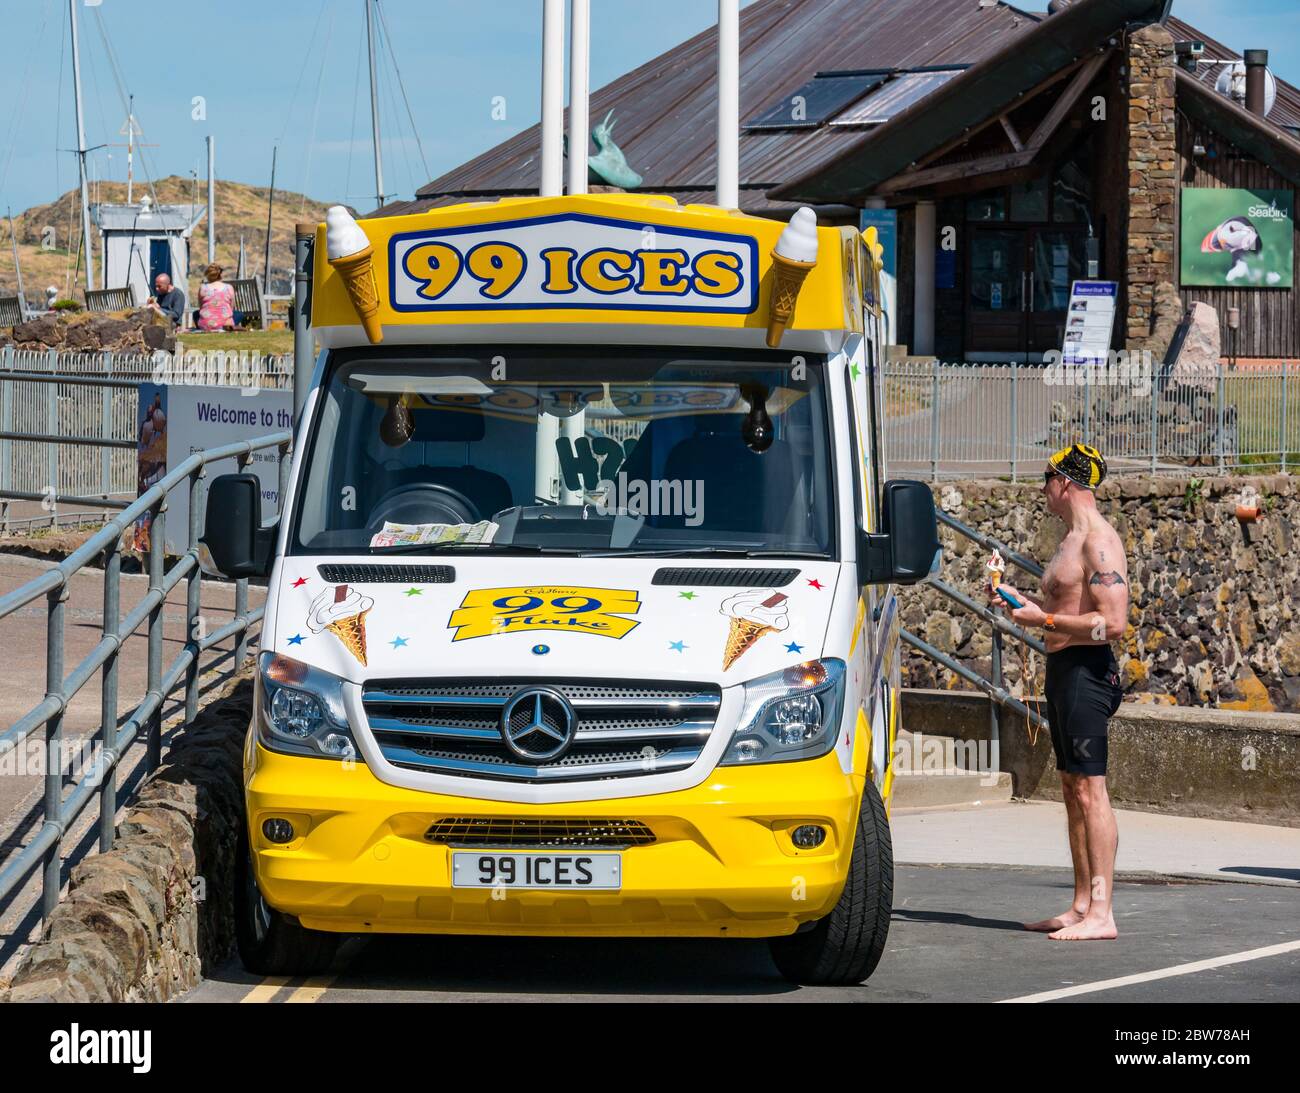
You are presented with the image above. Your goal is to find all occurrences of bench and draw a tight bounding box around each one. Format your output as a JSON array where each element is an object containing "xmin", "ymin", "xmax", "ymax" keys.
[
  {"xmin": 85, "ymin": 286, "xmax": 137, "ymax": 313},
  {"xmin": 229, "ymin": 278, "xmax": 267, "ymax": 329},
  {"xmin": 0, "ymin": 295, "xmax": 26, "ymax": 326}
]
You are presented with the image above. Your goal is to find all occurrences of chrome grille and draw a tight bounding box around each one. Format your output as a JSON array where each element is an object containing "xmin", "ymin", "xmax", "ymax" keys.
[
  {"xmin": 425, "ymin": 817, "xmax": 655, "ymax": 848},
  {"xmin": 362, "ymin": 678, "xmax": 721, "ymax": 783}
]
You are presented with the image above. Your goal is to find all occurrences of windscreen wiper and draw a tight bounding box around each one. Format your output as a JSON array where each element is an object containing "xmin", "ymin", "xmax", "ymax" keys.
[
  {"xmin": 368, "ymin": 541, "xmax": 581, "ymax": 555},
  {"xmin": 580, "ymin": 546, "xmax": 829, "ymax": 559}
]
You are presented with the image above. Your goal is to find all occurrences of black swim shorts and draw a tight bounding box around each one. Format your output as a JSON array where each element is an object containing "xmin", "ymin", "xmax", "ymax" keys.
[{"xmin": 1044, "ymin": 645, "xmax": 1123, "ymax": 777}]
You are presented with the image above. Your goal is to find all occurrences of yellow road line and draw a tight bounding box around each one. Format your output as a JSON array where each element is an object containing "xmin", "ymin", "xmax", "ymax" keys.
[
  {"xmin": 286, "ymin": 977, "xmax": 336, "ymax": 1003},
  {"xmin": 998, "ymin": 938, "xmax": 1300, "ymax": 1003},
  {"xmin": 240, "ymin": 976, "xmax": 291, "ymax": 1003}
]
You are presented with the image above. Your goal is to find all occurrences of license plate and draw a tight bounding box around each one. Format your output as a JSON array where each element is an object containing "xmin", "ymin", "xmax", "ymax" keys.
[{"xmin": 450, "ymin": 851, "xmax": 621, "ymax": 890}]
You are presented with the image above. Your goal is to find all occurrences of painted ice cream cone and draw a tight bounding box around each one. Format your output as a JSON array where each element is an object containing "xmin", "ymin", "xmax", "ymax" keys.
[
  {"xmin": 720, "ymin": 589, "xmax": 789, "ymax": 670},
  {"xmin": 326, "ymin": 205, "xmax": 383, "ymax": 344},
  {"xmin": 308, "ymin": 584, "xmax": 375, "ymax": 667},
  {"xmin": 766, "ymin": 206, "xmax": 819, "ymax": 348}
]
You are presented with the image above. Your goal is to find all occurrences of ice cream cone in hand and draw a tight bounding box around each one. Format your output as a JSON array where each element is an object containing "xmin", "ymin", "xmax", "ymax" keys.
[
  {"xmin": 308, "ymin": 584, "xmax": 375, "ymax": 667},
  {"xmin": 720, "ymin": 589, "xmax": 790, "ymax": 670},
  {"xmin": 766, "ymin": 206, "xmax": 819, "ymax": 348},
  {"xmin": 326, "ymin": 205, "xmax": 383, "ymax": 344}
]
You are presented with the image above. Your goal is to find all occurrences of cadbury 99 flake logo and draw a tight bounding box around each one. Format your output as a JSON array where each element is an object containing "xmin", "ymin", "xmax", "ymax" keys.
[{"xmin": 447, "ymin": 586, "xmax": 642, "ymax": 641}]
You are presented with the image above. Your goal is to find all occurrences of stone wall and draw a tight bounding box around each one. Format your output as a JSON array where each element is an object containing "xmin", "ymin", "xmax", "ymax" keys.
[
  {"xmin": 1124, "ymin": 23, "xmax": 1177, "ymax": 350},
  {"xmin": 901, "ymin": 475, "xmax": 1298, "ymax": 712},
  {"xmin": 1, "ymin": 308, "xmax": 176, "ymax": 355},
  {"xmin": 0, "ymin": 679, "xmax": 249, "ymax": 1003}
]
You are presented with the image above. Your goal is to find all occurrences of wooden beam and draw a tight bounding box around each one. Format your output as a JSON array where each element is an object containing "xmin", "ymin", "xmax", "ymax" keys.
[
  {"xmin": 876, "ymin": 149, "xmax": 1035, "ymax": 195},
  {"xmin": 902, "ymin": 59, "xmax": 1084, "ymax": 173},
  {"xmin": 1027, "ymin": 51, "xmax": 1108, "ymax": 151},
  {"xmin": 999, "ymin": 114, "xmax": 1024, "ymax": 152}
]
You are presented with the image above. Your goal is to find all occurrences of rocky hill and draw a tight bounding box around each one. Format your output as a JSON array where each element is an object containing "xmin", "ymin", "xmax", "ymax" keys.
[{"xmin": 0, "ymin": 176, "xmax": 344, "ymax": 307}]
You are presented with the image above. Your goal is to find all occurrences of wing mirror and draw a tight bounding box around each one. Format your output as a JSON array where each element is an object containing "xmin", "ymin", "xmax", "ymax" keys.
[
  {"xmin": 199, "ymin": 473, "xmax": 277, "ymax": 578},
  {"xmin": 858, "ymin": 479, "xmax": 941, "ymax": 586}
]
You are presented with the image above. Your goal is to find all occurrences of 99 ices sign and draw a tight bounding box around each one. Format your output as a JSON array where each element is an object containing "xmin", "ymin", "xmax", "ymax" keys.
[{"xmin": 389, "ymin": 213, "xmax": 758, "ymax": 314}]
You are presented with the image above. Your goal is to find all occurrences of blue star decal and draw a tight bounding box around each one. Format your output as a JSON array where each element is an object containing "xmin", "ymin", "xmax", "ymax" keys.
[
  {"xmin": 669, "ymin": 640, "xmax": 687, "ymax": 652},
  {"xmin": 287, "ymin": 633, "xmax": 304, "ymax": 645},
  {"xmin": 389, "ymin": 636, "xmax": 408, "ymax": 649},
  {"xmin": 785, "ymin": 641, "xmax": 804, "ymax": 654}
]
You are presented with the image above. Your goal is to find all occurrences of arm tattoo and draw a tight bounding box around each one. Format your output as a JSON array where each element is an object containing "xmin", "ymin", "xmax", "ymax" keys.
[{"xmin": 1089, "ymin": 570, "xmax": 1126, "ymax": 587}]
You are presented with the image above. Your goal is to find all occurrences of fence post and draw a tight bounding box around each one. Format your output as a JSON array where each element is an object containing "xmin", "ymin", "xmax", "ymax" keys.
[
  {"xmin": 185, "ymin": 467, "xmax": 205, "ymax": 724},
  {"xmin": 100, "ymin": 351, "xmax": 113, "ymax": 502},
  {"xmin": 1282, "ymin": 362, "xmax": 1290, "ymax": 474},
  {"xmin": 930, "ymin": 359, "xmax": 940, "ymax": 483},
  {"xmin": 1, "ymin": 345, "xmax": 12, "ymax": 516},
  {"xmin": 46, "ymin": 347, "xmax": 57, "ymax": 527},
  {"xmin": 146, "ymin": 501, "xmax": 166, "ymax": 770},
  {"xmin": 989, "ymin": 628, "xmax": 1002, "ymax": 757},
  {"xmin": 42, "ymin": 584, "xmax": 67, "ymax": 920},
  {"xmin": 1009, "ymin": 363, "xmax": 1018, "ymax": 482},
  {"xmin": 1083, "ymin": 371, "xmax": 1091, "ymax": 445},
  {"xmin": 1217, "ymin": 362, "xmax": 1226, "ymax": 473},
  {"xmin": 1150, "ymin": 365, "xmax": 1158, "ymax": 475},
  {"xmin": 99, "ymin": 542, "xmax": 120, "ymax": 852}
]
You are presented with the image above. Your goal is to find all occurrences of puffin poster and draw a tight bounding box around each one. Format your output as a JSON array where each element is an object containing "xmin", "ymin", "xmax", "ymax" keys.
[{"xmin": 1180, "ymin": 187, "xmax": 1293, "ymax": 288}]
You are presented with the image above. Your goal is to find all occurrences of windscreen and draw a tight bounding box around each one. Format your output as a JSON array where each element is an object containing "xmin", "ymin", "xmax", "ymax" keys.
[{"xmin": 292, "ymin": 346, "xmax": 835, "ymax": 559}]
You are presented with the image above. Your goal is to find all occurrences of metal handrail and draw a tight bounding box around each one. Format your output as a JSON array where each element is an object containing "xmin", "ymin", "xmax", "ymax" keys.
[
  {"xmin": 0, "ymin": 429, "xmax": 292, "ymax": 927},
  {"xmin": 908, "ymin": 509, "xmax": 1049, "ymax": 745}
]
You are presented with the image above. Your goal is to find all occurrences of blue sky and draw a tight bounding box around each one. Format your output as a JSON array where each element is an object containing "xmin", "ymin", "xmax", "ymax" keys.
[{"xmin": 1, "ymin": 0, "xmax": 1295, "ymax": 215}]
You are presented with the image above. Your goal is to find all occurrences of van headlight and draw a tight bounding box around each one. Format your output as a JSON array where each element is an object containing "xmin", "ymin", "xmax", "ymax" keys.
[
  {"xmin": 721, "ymin": 658, "xmax": 847, "ymax": 765},
  {"xmin": 257, "ymin": 651, "xmax": 358, "ymax": 761}
]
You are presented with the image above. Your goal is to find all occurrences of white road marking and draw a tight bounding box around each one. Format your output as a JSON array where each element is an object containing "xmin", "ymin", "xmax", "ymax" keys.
[{"xmin": 998, "ymin": 938, "xmax": 1300, "ymax": 1003}]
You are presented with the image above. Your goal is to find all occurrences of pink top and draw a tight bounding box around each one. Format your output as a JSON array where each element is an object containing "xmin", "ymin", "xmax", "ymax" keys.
[{"xmin": 198, "ymin": 281, "xmax": 235, "ymax": 331}]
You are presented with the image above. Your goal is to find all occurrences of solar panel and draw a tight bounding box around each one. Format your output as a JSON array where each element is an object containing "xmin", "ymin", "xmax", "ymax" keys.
[
  {"xmin": 829, "ymin": 68, "xmax": 963, "ymax": 127},
  {"xmin": 745, "ymin": 72, "xmax": 889, "ymax": 131}
]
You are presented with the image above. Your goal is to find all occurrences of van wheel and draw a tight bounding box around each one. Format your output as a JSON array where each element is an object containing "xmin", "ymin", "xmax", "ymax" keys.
[
  {"xmin": 235, "ymin": 834, "xmax": 339, "ymax": 976},
  {"xmin": 769, "ymin": 778, "xmax": 893, "ymax": 986}
]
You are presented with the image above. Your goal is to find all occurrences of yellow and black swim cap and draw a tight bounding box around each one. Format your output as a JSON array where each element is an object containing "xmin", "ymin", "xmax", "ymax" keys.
[{"xmin": 1048, "ymin": 443, "xmax": 1107, "ymax": 490}]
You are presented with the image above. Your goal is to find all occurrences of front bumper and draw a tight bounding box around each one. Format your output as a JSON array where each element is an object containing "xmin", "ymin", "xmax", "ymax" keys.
[{"xmin": 246, "ymin": 741, "xmax": 864, "ymax": 938}]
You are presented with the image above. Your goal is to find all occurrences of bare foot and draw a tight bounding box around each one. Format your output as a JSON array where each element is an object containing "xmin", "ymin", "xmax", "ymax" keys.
[
  {"xmin": 1048, "ymin": 915, "xmax": 1117, "ymax": 941},
  {"xmin": 1024, "ymin": 908, "xmax": 1087, "ymax": 932}
]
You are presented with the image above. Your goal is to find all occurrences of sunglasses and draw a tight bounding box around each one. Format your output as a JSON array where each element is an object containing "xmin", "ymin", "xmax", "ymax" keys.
[{"xmin": 1044, "ymin": 469, "xmax": 1061, "ymax": 484}]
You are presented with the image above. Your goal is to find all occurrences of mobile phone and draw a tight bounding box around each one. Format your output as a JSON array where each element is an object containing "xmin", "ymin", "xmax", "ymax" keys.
[{"xmin": 996, "ymin": 586, "xmax": 1024, "ymax": 610}]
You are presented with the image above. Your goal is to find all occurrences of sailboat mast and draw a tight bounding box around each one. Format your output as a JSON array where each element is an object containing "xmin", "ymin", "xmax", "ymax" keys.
[
  {"xmin": 69, "ymin": 0, "xmax": 96, "ymax": 290},
  {"xmin": 366, "ymin": 0, "xmax": 385, "ymax": 210}
]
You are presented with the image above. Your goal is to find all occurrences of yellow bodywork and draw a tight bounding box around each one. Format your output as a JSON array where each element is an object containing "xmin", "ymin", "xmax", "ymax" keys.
[
  {"xmin": 311, "ymin": 193, "xmax": 860, "ymax": 342},
  {"xmin": 247, "ymin": 738, "xmax": 867, "ymax": 938}
]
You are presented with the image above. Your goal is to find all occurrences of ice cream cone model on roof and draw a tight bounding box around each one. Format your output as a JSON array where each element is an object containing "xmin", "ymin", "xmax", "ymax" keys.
[
  {"xmin": 766, "ymin": 206, "xmax": 819, "ymax": 348},
  {"xmin": 326, "ymin": 205, "xmax": 383, "ymax": 344}
]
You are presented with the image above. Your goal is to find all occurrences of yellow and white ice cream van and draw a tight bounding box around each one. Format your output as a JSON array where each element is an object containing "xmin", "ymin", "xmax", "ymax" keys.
[{"xmin": 201, "ymin": 192, "xmax": 940, "ymax": 985}]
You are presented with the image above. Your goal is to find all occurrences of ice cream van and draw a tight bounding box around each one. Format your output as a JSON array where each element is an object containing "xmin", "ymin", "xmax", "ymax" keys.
[{"xmin": 200, "ymin": 191, "xmax": 940, "ymax": 985}]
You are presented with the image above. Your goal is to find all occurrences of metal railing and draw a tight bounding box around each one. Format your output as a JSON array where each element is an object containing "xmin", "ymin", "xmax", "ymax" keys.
[
  {"xmin": 0, "ymin": 430, "xmax": 291, "ymax": 929},
  {"xmin": 0, "ymin": 346, "xmax": 291, "ymax": 530},
  {"xmin": 901, "ymin": 510, "xmax": 1049, "ymax": 749},
  {"xmin": 884, "ymin": 359, "xmax": 1297, "ymax": 480}
]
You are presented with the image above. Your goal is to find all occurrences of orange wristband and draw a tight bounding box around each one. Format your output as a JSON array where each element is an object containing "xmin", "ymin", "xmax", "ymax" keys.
[{"xmin": 1044, "ymin": 614, "xmax": 1056, "ymax": 631}]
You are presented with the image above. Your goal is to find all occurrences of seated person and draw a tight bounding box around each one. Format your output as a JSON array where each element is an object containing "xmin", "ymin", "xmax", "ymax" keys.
[
  {"xmin": 146, "ymin": 273, "xmax": 185, "ymax": 326},
  {"xmin": 195, "ymin": 264, "xmax": 239, "ymax": 331}
]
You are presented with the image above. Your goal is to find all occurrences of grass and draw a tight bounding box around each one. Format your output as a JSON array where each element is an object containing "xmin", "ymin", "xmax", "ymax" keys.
[{"xmin": 177, "ymin": 329, "xmax": 295, "ymax": 354}]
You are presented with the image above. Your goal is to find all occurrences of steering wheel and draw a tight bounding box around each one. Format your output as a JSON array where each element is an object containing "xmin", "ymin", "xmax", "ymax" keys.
[{"xmin": 367, "ymin": 483, "xmax": 481, "ymax": 531}]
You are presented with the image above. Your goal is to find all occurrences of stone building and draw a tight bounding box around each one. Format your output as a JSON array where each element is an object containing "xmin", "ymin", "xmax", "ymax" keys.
[{"xmin": 378, "ymin": 0, "xmax": 1300, "ymax": 366}]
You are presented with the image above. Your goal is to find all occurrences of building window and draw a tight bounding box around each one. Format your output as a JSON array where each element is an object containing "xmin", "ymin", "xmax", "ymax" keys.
[
  {"xmin": 965, "ymin": 193, "xmax": 1006, "ymax": 222},
  {"xmin": 1052, "ymin": 140, "xmax": 1093, "ymax": 224},
  {"xmin": 1009, "ymin": 176, "xmax": 1049, "ymax": 222}
]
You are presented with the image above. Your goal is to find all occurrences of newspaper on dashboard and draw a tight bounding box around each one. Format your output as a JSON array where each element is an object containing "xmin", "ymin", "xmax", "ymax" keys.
[{"xmin": 368, "ymin": 520, "xmax": 499, "ymax": 549}]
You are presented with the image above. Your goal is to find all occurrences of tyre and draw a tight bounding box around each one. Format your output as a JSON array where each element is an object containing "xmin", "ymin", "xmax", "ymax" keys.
[
  {"xmin": 235, "ymin": 831, "xmax": 340, "ymax": 976},
  {"xmin": 769, "ymin": 778, "xmax": 893, "ymax": 986}
]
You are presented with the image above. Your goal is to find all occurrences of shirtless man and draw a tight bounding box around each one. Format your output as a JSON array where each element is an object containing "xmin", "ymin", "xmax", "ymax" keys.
[{"xmin": 994, "ymin": 443, "xmax": 1128, "ymax": 941}]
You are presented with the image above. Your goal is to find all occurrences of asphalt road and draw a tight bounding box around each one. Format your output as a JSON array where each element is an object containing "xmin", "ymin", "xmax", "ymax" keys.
[{"xmin": 183, "ymin": 864, "xmax": 1300, "ymax": 1003}]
